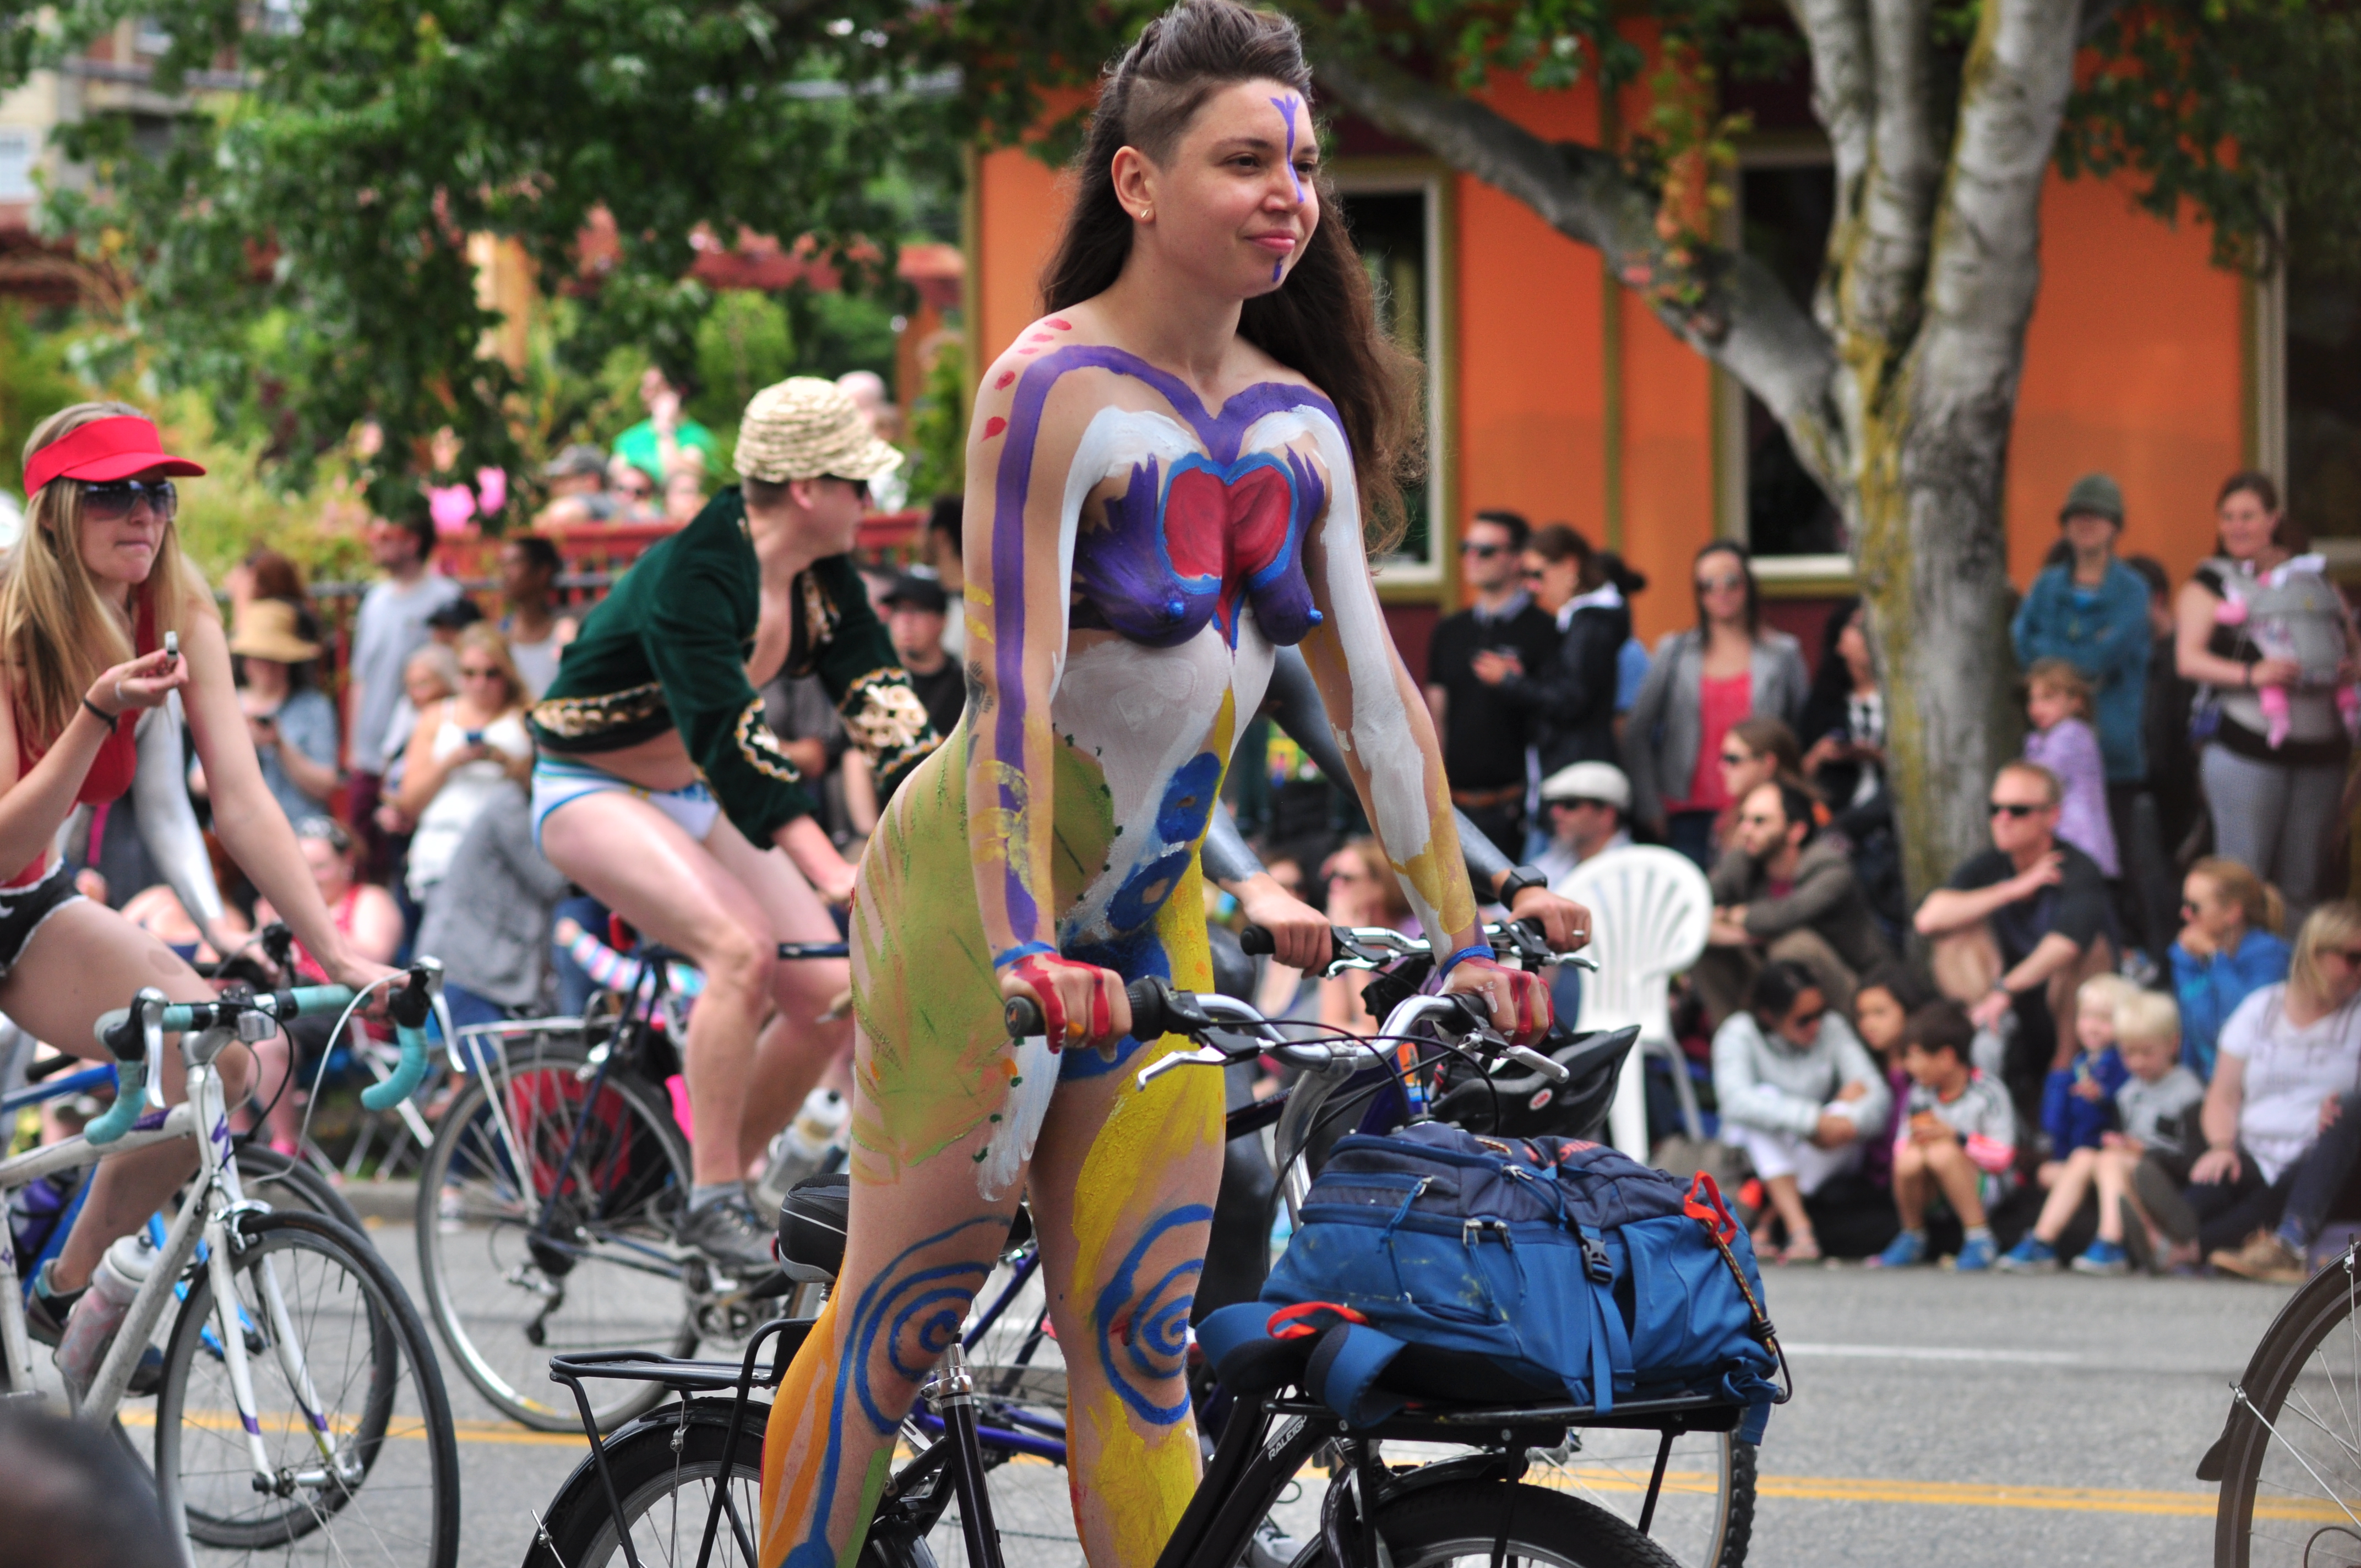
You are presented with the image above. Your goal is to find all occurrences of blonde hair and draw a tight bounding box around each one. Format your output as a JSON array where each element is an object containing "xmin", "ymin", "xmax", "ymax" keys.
[
  {"xmin": 2114, "ymin": 990, "xmax": 2181, "ymax": 1049},
  {"xmin": 404, "ymin": 642, "xmax": 460, "ymax": 699},
  {"xmin": 3, "ymin": 402, "xmax": 198, "ymax": 749},
  {"xmin": 2290, "ymin": 901, "xmax": 2361, "ymax": 1011},
  {"xmin": 2188, "ymin": 856, "xmax": 2286, "ymax": 935},
  {"xmin": 2026, "ymin": 658, "xmax": 2093, "ymax": 721},
  {"xmin": 1994, "ymin": 758, "xmax": 2063, "ymax": 806},
  {"xmin": 453, "ymin": 623, "xmax": 527, "ymax": 714},
  {"xmin": 2076, "ymin": 972, "xmax": 2139, "ymax": 1021}
]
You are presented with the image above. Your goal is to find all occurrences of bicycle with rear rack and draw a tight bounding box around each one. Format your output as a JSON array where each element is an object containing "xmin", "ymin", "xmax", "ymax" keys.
[
  {"xmin": 413, "ymin": 938, "xmax": 848, "ymax": 1434},
  {"xmin": 521, "ymin": 922, "xmax": 1770, "ymax": 1568},
  {"xmin": 0, "ymin": 958, "xmax": 459, "ymax": 1568}
]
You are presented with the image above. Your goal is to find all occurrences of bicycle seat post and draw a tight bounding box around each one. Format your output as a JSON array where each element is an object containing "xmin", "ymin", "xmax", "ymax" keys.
[{"xmin": 924, "ymin": 1341, "xmax": 1004, "ymax": 1568}]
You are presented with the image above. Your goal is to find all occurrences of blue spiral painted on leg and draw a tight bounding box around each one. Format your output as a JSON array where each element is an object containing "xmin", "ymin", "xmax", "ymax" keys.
[
  {"xmin": 782, "ymin": 1213, "xmax": 1004, "ymax": 1568},
  {"xmin": 1094, "ymin": 1204, "xmax": 1213, "ymax": 1425}
]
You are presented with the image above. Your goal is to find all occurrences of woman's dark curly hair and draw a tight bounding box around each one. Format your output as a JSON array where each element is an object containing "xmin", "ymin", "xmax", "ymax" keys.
[{"xmin": 1038, "ymin": 0, "xmax": 1423, "ymax": 552}]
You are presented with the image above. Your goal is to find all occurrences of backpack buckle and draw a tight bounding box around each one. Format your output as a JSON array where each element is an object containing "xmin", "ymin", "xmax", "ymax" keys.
[{"xmin": 1580, "ymin": 1233, "xmax": 1612, "ymax": 1283}]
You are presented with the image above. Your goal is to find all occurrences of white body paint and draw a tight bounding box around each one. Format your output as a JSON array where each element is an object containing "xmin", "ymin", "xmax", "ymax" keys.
[{"xmin": 1242, "ymin": 409, "xmax": 1442, "ymax": 938}]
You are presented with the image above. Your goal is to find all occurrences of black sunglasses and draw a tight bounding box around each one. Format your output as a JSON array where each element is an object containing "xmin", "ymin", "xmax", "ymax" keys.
[
  {"xmin": 1989, "ymin": 801, "xmax": 2043, "ymax": 819},
  {"xmin": 81, "ymin": 479, "xmax": 178, "ymax": 521},
  {"xmin": 1461, "ymin": 541, "xmax": 1504, "ymax": 559},
  {"xmin": 825, "ymin": 475, "xmax": 873, "ymax": 504}
]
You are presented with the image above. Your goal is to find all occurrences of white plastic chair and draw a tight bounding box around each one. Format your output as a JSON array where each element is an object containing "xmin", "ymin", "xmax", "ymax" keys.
[{"xmin": 1558, "ymin": 846, "xmax": 1713, "ymax": 1159}]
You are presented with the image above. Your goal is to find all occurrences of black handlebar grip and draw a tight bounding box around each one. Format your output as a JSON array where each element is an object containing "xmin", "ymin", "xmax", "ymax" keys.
[
  {"xmin": 1237, "ymin": 925, "xmax": 1276, "ymax": 957},
  {"xmin": 1124, "ymin": 977, "xmax": 1175, "ymax": 1042},
  {"xmin": 1004, "ymin": 996, "xmax": 1046, "ymax": 1039},
  {"xmin": 99, "ymin": 1009, "xmax": 145, "ymax": 1063},
  {"xmin": 388, "ymin": 969, "xmax": 434, "ymax": 1031}
]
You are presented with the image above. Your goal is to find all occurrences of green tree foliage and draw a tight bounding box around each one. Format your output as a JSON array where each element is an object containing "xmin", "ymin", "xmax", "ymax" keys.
[
  {"xmin": 0, "ymin": 303, "xmax": 88, "ymax": 496},
  {"xmin": 5, "ymin": 0, "xmax": 2357, "ymax": 507}
]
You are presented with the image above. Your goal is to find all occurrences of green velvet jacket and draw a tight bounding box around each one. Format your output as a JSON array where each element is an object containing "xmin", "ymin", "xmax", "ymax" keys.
[{"xmin": 530, "ymin": 488, "xmax": 940, "ymax": 843}]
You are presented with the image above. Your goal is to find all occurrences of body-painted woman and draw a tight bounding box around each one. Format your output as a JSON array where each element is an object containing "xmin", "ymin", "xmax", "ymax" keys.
[{"xmin": 758, "ymin": 5, "xmax": 1552, "ymax": 1564}]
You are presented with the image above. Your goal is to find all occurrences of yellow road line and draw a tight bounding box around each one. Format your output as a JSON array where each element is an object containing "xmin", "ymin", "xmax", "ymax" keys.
[{"xmin": 131, "ymin": 1413, "xmax": 2347, "ymax": 1521}]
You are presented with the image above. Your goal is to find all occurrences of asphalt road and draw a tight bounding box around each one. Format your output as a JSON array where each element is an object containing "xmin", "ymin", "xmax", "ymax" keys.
[{"xmin": 344, "ymin": 1218, "xmax": 2294, "ymax": 1568}]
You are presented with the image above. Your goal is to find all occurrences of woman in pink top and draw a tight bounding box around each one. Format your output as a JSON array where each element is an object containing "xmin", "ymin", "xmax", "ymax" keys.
[{"xmin": 1624, "ymin": 540, "xmax": 1811, "ymax": 867}]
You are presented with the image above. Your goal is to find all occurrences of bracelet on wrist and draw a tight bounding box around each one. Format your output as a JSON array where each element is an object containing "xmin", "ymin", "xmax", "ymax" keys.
[
  {"xmin": 1438, "ymin": 944, "xmax": 1496, "ymax": 978},
  {"xmin": 81, "ymin": 695, "xmax": 118, "ymax": 733},
  {"xmin": 992, "ymin": 943, "xmax": 1054, "ymax": 971}
]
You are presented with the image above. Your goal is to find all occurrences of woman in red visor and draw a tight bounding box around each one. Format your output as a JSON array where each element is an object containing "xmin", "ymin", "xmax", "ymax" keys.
[{"xmin": 0, "ymin": 401, "xmax": 398, "ymax": 1384}]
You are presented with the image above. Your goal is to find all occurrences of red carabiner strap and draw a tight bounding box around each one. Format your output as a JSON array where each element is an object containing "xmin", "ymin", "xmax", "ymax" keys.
[
  {"xmin": 1684, "ymin": 1170, "xmax": 1739, "ymax": 1244},
  {"xmin": 1266, "ymin": 1301, "xmax": 1370, "ymax": 1341}
]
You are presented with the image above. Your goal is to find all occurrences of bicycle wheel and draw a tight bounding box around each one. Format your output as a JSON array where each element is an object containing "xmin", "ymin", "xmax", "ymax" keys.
[
  {"xmin": 1289, "ymin": 1479, "xmax": 1680, "ymax": 1568},
  {"xmin": 154, "ymin": 1208, "xmax": 460, "ymax": 1568},
  {"xmin": 1528, "ymin": 1430, "xmax": 1753, "ymax": 1567},
  {"xmin": 2214, "ymin": 1248, "xmax": 2361, "ymax": 1565},
  {"xmin": 415, "ymin": 1032, "xmax": 695, "ymax": 1431},
  {"xmin": 526, "ymin": 1399, "xmax": 930, "ymax": 1568}
]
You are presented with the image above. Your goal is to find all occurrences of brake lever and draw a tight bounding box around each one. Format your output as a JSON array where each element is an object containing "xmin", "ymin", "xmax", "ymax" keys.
[
  {"xmin": 1498, "ymin": 1043, "xmax": 1573, "ymax": 1084},
  {"xmin": 1135, "ymin": 1044, "xmax": 1233, "ymax": 1089}
]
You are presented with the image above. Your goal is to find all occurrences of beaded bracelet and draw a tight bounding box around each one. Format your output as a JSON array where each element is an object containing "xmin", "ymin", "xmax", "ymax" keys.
[{"xmin": 992, "ymin": 942, "xmax": 1055, "ymax": 971}]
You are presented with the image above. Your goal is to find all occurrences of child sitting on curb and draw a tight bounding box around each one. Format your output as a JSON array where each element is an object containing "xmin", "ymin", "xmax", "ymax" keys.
[
  {"xmin": 1850, "ymin": 964, "xmax": 1928, "ymax": 1194},
  {"xmin": 2039, "ymin": 973, "xmax": 2135, "ymax": 1166},
  {"xmin": 2000, "ymin": 990, "xmax": 2201, "ymax": 1273},
  {"xmin": 1872, "ymin": 1002, "xmax": 2021, "ymax": 1271}
]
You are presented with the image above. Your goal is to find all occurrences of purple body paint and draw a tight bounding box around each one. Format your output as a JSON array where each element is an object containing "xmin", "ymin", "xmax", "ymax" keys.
[
  {"xmin": 986, "ymin": 344, "xmax": 1345, "ymax": 941},
  {"xmin": 1270, "ymin": 94, "xmax": 1303, "ymax": 281}
]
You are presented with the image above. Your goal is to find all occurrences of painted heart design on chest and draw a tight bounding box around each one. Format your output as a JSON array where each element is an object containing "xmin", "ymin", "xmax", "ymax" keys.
[{"xmin": 1074, "ymin": 449, "xmax": 1325, "ymax": 649}]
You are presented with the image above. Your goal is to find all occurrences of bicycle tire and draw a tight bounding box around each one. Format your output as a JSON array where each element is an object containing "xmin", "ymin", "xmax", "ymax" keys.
[
  {"xmin": 2213, "ymin": 1249, "xmax": 2361, "ymax": 1566},
  {"xmin": 415, "ymin": 1032, "xmax": 695, "ymax": 1431},
  {"xmin": 1528, "ymin": 1430, "xmax": 1753, "ymax": 1568},
  {"xmin": 526, "ymin": 1398, "xmax": 932, "ymax": 1568},
  {"xmin": 1285, "ymin": 1479, "xmax": 1682, "ymax": 1568},
  {"xmin": 154, "ymin": 1207, "xmax": 461, "ymax": 1568}
]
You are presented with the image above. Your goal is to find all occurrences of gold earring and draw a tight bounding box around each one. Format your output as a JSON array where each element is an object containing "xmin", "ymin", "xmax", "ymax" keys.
[{"xmin": 1139, "ymin": 206, "xmax": 1152, "ymax": 221}]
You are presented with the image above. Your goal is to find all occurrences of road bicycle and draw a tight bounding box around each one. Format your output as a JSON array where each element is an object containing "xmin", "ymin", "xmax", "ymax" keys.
[
  {"xmin": 414, "ymin": 938, "xmax": 845, "ymax": 1433},
  {"xmin": 2204, "ymin": 1240, "xmax": 2361, "ymax": 1565},
  {"xmin": 520, "ymin": 928, "xmax": 1775, "ymax": 1568},
  {"xmin": 0, "ymin": 960, "xmax": 461, "ymax": 1568}
]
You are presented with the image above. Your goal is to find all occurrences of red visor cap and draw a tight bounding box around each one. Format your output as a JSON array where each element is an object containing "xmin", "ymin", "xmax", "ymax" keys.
[{"xmin": 23, "ymin": 416, "xmax": 206, "ymax": 498}]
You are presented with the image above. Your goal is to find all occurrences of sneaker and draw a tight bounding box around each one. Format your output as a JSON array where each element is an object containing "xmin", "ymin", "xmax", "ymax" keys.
[
  {"xmin": 1953, "ymin": 1234, "xmax": 1998, "ymax": 1272},
  {"xmin": 2070, "ymin": 1239, "xmax": 2130, "ymax": 1276},
  {"xmin": 679, "ymin": 1194, "xmax": 778, "ymax": 1274},
  {"xmin": 24, "ymin": 1261, "xmax": 83, "ymax": 1348},
  {"xmin": 1869, "ymin": 1231, "xmax": 1927, "ymax": 1269},
  {"xmin": 2133, "ymin": 1158, "xmax": 2199, "ymax": 1245},
  {"xmin": 2210, "ymin": 1228, "xmax": 2308, "ymax": 1284},
  {"xmin": 1995, "ymin": 1237, "xmax": 2056, "ymax": 1273}
]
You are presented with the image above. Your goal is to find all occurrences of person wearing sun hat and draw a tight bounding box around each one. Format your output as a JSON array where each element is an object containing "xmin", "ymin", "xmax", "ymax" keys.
[
  {"xmin": 220, "ymin": 597, "xmax": 342, "ymax": 826},
  {"xmin": 0, "ymin": 400, "xmax": 400, "ymax": 1388},
  {"xmin": 527, "ymin": 375, "xmax": 938, "ymax": 1272}
]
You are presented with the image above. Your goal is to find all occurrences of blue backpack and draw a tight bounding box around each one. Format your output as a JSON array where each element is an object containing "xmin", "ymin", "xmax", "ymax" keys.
[{"xmin": 1197, "ymin": 1123, "xmax": 1786, "ymax": 1442}]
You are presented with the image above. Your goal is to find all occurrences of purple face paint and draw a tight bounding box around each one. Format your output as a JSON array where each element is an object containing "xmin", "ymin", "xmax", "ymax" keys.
[
  {"xmin": 1270, "ymin": 94, "xmax": 1304, "ymax": 281},
  {"xmin": 986, "ymin": 345, "xmax": 1345, "ymax": 941}
]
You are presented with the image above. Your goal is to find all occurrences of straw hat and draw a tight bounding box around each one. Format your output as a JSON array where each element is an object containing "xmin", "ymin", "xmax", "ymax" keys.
[
  {"xmin": 734, "ymin": 377, "xmax": 904, "ymax": 485},
  {"xmin": 229, "ymin": 598, "xmax": 322, "ymax": 665}
]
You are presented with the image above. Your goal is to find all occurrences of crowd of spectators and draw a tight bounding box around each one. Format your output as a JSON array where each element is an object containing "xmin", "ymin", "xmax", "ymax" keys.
[{"xmin": 12, "ymin": 407, "xmax": 2361, "ymax": 1293}]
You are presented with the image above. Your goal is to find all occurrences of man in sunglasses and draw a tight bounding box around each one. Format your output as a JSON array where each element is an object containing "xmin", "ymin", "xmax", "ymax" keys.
[
  {"xmin": 1914, "ymin": 760, "xmax": 2119, "ymax": 1114},
  {"xmin": 1423, "ymin": 509, "xmax": 1559, "ymax": 860}
]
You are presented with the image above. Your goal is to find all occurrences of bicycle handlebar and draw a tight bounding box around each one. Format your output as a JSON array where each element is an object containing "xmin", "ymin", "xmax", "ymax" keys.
[{"xmin": 86, "ymin": 960, "xmax": 444, "ymax": 1144}]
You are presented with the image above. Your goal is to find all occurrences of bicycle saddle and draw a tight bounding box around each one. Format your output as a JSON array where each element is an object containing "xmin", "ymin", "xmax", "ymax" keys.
[
  {"xmin": 1427, "ymin": 1025, "xmax": 1640, "ymax": 1142},
  {"xmin": 776, "ymin": 1173, "xmax": 1035, "ymax": 1281}
]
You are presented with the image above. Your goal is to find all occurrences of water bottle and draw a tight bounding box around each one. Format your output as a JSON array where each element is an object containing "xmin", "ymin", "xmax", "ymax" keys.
[
  {"xmin": 56, "ymin": 1233, "xmax": 155, "ymax": 1403},
  {"xmin": 755, "ymin": 1088, "xmax": 850, "ymax": 1211}
]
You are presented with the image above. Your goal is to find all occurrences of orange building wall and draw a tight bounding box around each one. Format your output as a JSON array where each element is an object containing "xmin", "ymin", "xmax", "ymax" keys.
[
  {"xmin": 1451, "ymin": 78, "xmax": 1611, "ymax": 577},
  {"xmin": 973, "ymin": 145, "xmax": 1071, "ymax": 370},
  {"xmin": 1617, "ymin": 298, "xmax": 1717, "ymax": 647},
  {"xmin": 2006, "ymin": 173, "xmax": 2247, "ymax": 591}
]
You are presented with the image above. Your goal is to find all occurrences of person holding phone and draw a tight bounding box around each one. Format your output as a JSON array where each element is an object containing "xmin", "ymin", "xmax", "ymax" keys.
[
  {"xmin": 0, "ymin": 400, "xmax": 396, "ymax": 1375},
  {"xmin": 393, "ymin": 622, "xmax": 532, "ymax": 907},
  {"xmin": 189, "ymin": 597, "xmax": 341, "ymax": 825}
]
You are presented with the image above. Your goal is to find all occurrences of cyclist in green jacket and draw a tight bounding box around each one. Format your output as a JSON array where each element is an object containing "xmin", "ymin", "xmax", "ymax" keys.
[{"xmin": 529, "ymin": 378, "xmax": 938, "ymax": 1270}]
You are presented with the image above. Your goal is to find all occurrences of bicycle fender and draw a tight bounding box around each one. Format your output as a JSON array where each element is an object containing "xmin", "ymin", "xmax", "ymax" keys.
[{"xmin": 2196, "ymin": 1243, "xmax": 2351, "ymax": 1481}]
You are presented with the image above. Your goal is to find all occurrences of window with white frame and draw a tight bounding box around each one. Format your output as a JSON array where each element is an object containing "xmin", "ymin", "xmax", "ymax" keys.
[{"xmin": 1333, "ymin": 172, "xmax": 1445, "ymax": 581}]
